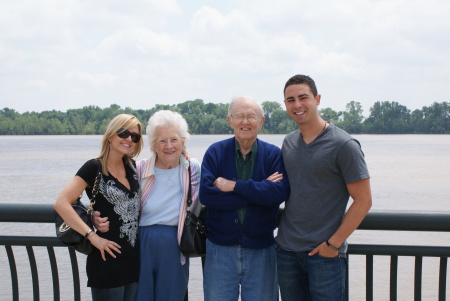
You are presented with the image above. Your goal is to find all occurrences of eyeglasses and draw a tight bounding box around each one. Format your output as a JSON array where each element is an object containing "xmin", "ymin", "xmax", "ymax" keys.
[
  {"xmin": 117, "ymin": 129, "xmax": 141, "ymax": 143},
  {"xmin": 158, "ymin": 138, "xmax": 180, "ymax": 146},
  {"xmin": 231, "ymin": 114, "xmax": 259, "ymax": 122}
]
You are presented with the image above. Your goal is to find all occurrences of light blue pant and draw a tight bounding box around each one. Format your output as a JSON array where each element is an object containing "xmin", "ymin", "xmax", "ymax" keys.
[
  {"xmin": 135, "ymin": 225, "xmax": 189, "ymax": 301},
  {"xmin": 277, "ymin": 246, "xmax": 347, "ymax": 301},
  {"xmin": 203, "ymin": 239, "xmax": 278, "ymax": 301},
  {"xmin": 91, "ymin": 282, "xmax": 138, "ymax": 301}
]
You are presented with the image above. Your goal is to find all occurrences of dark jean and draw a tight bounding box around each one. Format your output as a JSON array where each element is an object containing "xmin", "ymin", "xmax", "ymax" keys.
[
  {"xmin": 277, "ymin": 246, "xmax": 347, "ymax": 301},
  {"xmin": 91, "ymin": 282, "xmax": 138, "ymax": 301}
]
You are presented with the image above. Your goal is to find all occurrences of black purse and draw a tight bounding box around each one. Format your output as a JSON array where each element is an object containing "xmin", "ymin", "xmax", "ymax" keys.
[
  {"xmin": 54, "ymin": 169, "xmax": 102, "ymax": 255},
  {"xmin": 180, "ymin": 164, "xmax": 207, "ymax": 257}
]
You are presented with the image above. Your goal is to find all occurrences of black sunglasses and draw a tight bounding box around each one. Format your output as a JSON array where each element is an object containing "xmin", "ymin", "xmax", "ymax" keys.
[{"xmin": 117, "ymin": 129, "xmax": 141, "ymax": 143}]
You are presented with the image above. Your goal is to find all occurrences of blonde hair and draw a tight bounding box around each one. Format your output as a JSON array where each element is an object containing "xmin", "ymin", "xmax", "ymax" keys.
[
  {"xmin": 98, "ymin": 114, "xmax": 143, "ymax": 175},
  {"xmin": 146, "ymin": 110, "xmax": 190, "ymax": 156}
]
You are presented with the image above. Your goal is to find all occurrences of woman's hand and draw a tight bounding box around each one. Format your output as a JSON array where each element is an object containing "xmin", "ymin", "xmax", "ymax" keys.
[
  {"xmin": 92, "ymin": 211, "xmax": 110, "ymax": 233},
  {"xmin": 182, "ymin": 149, "xmax": 190, "ymax": 161},
  {"xmin": 87, "ymin": 232, "xmax": 121, "ymax": 261}
]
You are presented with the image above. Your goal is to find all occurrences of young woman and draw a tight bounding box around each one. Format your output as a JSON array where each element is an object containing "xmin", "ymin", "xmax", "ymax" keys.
[{"xmin": 54, "ymin": 114, "xmax": 143, "ymax": 301}]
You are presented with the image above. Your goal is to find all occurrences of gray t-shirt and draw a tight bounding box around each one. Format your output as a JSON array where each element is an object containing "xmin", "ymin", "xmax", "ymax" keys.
[{"xmin": 276, "ymin": 123, "xmax": 370, "ymax": 254}]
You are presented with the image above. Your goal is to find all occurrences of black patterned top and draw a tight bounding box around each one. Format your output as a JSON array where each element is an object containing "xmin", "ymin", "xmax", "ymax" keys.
[{"xmin": 76, "ymin": 158, "xmax": 140, "ymax": 288}]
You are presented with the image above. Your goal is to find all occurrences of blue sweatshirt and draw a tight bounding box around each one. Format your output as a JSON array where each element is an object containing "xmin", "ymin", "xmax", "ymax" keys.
[{"xmin": 200, "ymin": 137, "xmax": 290, "ymax": 249}]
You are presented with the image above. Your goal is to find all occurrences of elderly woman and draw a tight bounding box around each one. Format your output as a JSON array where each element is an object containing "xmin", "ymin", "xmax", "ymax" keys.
[
  {"xmin": 95, "ymin": 110, "xmax": 201, "ymax": 301},
  {"xmin": 54, "ymin": 114, "xmax": 143, "ymax": 301}
]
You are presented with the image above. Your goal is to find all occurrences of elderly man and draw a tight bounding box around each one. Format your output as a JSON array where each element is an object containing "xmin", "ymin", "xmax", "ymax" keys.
[{"xmin": 200, "ymin": 96, "xmax": 290, "ymax": 301}]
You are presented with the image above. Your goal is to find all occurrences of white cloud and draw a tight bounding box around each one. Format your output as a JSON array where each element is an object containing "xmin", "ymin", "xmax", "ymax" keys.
[
  {"xmin": 94, "ymin": 28, "xmax": 188, "ymax": 60},
  {"xmin": 64, "ymin": 71, "xmax": 117, "ymax": 86},
  {"xmin": 1, "ymin": 0, "xmax": 449, "ymax": 114}
]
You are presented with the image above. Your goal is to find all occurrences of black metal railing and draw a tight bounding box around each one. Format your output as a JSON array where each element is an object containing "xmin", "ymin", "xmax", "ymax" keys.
[
  {"xmin": 1, "ymin": 204, "xmax": 450, "ymax": 300},
  {"xmin": 347, "ymin": 210, "xmax": 450, "ymax": 301},
  {"xmin": 0, "ymin": 204, "xmax": 83, "ymax": 301}
]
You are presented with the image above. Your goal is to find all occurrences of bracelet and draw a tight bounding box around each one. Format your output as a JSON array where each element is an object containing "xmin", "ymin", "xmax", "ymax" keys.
[
  {"xmin": 85, "ymin": 229, "xmax": 94, "ymax": 238},
  {"xmin": 326, "ymin": 240, "xmax": 339, "ymax": 251}
]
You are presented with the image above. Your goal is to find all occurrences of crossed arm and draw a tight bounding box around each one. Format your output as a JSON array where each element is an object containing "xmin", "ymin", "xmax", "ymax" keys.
[{"xmin": 214, "ymin": 172, "xmax": 284, "ymax": 192}]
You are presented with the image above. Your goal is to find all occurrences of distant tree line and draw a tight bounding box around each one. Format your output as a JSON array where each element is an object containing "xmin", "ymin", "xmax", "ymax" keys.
[{"xmin": 0, "ymin": 99, "xmax": 448, "ymax": 135}]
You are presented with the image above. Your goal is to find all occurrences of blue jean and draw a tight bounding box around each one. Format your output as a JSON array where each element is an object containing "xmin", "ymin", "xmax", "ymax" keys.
[
  {"xmin": 203, "ymin": 239, "xmax": 278, "ymax": 301},
  {"xmin": 91, "ymin": 282, "xmax": 138, "ymax": 301},
  {"xmin": 135, "ymin": 225, "xmax": 189, "ymax": 301},
  {"xmin": 277, "ymin": 246, "xmax": 347, "ymax": 301}
]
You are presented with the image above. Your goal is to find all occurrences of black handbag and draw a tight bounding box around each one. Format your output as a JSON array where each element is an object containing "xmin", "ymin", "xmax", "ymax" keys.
[
  {"xmin": 55, "ymin": 169, "xmax": 102, "ymax": 255},
  {"xmin": 180, "ymin": 164, "xmax": 207, "ymax": 257}
]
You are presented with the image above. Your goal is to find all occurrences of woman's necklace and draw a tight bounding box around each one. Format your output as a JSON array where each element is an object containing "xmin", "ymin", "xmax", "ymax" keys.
[
  {"xmin": 159, "ymin": 166, "xmax": 177, "ymax": 187},
  {"xmin": 166, "ymin": 169, "xmax": 176, "ymax": 187}
]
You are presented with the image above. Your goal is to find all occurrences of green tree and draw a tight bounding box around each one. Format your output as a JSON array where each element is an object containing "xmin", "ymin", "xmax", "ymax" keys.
[
  {"xmin": 1, "ymin": 99, "xmax": 448, "ymax": 135},
  {"xmin": 1, "ymin": 108, "xmax": 20, "ymax": 119},
  {"xmin": 43, "ymin": 118, "xmax": 66, "ymax": 134},
  {"xmin": 275, "ymin": 117, "xmax": 298, "ymax": 134},
  {"xmin": 210, "ymin": 119, "xmax": 231, "ymax": 134},
  {"xmin": 177, "ymin": 99, "xmax": 206, "ymax": 134},
  {"xmin": 422, "ymin": 102, "xmax": 449, "ymax": 134},
  {"xmin": 262, "ymin": 101, "xmax": 283, "ymax": 133},
  {"xmin": 364, "ymin": 101, "xmax": 410, "ymax": 134},
  {"xmin": 208, "ymin": 103, "xmax": 230, "ymax": 134},
  {"xmin": 320, "ymin": 107, "xmax": 341, "ymax": 124},
  {"xmin": 339, "ymin": 101, "xmax": 364, "ymax": 134},
  {"xmin": 410, "ymin": 109, "xmax": 424, "ymax": 133},
  {"xmin": 212, "ymin": 103, "xmax": 229, "ymax": 120}
]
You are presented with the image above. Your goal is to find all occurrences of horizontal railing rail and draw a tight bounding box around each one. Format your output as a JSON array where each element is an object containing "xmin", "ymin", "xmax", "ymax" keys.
[
  {"xmin": 0, "ymin": 204, "xmax": 82, "ymax": 301},
  {"xmin": 1, "ymin": 204, "xmax": 450, "ymax": 300}
]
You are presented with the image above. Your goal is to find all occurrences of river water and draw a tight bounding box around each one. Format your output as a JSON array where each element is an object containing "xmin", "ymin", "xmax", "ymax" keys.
[{"xmin": 0, "ymin": 134, "xmax": 449, "ymax": 300}]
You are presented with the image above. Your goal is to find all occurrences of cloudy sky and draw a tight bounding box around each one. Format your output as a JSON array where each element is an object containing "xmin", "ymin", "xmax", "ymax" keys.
[{"xmin": 1, "ymin": 0, "xmax": 449, "ymax": 116}]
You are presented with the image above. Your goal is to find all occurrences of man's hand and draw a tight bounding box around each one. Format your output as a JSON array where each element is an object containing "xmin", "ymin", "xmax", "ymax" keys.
[
  {"xmin": 267, "ymin": 172, "xmax": 283, "ymax": 183},
  {"xmin": 92, "ymin": 211, "xmax": 109, "ymax": 233},
  {"xmin": 309, "ymin": 241, "xmax": 339, "ymax": 258},
  {"xmin": 214, "ymin": 177, "xmax": 236, "ymax": 192}
]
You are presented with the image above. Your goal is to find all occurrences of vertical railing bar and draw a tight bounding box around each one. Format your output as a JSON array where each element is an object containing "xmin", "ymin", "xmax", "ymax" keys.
[
  {"xmin": 5, "ymin": 245, "xmax": 19, "ymax": 301},
  {"xmin": 439, "ymin": 257, "xmax": 447, "ymax": 301},
  {"xmin": 68, "ymin": 247, "xmax": 81, "ymax": 301},
  {"xmin": 366, "ymin": 254, "xmax": 374, "ymax": 301},
  {"xmin": 414, "ymin": 256, "xmax": 423, "ymax": 301},
  {"xmin": 26, "ymin": 246, "xmax": 40, "ymax": 301},
  {"xmin": 47, "ymin": 246, "xmax": 60, "ymax": 301},
  {"xmin": 390, "ymin": 255, "xmax": 398, "ymax": 301}
]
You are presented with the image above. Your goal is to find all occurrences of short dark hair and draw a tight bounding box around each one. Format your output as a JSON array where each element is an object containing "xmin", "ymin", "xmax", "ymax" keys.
[{"xmin": 283, "ymin": 74, "xmax": 318, "ymax": 97}]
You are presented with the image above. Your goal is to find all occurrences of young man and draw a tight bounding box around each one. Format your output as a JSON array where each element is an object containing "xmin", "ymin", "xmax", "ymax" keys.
[
  {"xmin": 276, "ymin": 74, "xmax": 372, "ymax": 300},
  {"xmin": 200, "ymin": 96, "xmax": 290, "ymax": 301}
]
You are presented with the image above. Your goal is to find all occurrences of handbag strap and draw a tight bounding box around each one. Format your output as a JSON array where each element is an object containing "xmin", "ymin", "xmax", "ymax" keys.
[
  {"xmin": 88, "ymin": 160, "xmax": 102, "ymax": 211},
  {"xmin": 186, "ymin": 163, "xmax": 192, "ymax": 211}
]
